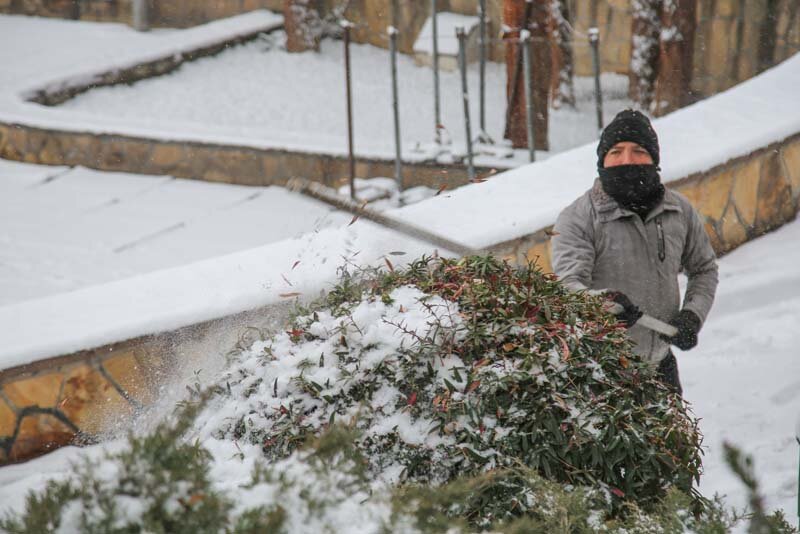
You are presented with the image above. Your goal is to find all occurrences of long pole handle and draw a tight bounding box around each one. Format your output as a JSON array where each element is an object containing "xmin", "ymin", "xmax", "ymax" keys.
[{"xmin": 286, "ymin": 178, "xmax": 481, "ymax": 257}]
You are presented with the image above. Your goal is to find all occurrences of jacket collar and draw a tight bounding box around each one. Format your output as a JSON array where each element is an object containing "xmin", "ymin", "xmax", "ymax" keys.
[{"xmin": 590, "ymin": 178, "xmax": 682, "ymax": 223}]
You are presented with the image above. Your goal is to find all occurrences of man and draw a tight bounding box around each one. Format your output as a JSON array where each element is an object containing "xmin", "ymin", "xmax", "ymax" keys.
[{"xmin": 551, "ymin": 110, "xmax": 718, "ymax": 394}]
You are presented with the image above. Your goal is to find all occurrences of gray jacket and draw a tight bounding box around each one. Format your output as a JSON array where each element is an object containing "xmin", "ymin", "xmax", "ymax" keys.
[{"xmin": 551, "ymin": 180, "xmax": 718, "ymax": 366}]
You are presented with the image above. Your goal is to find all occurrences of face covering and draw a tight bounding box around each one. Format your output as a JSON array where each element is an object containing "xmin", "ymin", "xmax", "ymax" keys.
[{"xmin": 598, "ymin": 164, "xmax": 665, "ymax": 218}]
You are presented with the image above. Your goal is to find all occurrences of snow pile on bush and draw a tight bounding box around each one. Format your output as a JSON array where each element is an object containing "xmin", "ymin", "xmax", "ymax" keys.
[{"xmin": 196, "ymin": 256, "xmax": 702, "ymax": 519}]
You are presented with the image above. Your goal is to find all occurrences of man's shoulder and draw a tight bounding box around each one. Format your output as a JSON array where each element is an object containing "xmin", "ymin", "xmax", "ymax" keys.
[
  {"xmin": 664, "ymin": 188, "xmax": 700, "ymax": 218},
  {"xmin": 559, "ymin": 182, "xmax": 596, "ymax": 217}
]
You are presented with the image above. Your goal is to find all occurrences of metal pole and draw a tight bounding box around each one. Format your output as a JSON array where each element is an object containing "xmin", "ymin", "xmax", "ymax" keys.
[
  {"xmin": 432, "ymin": 0, "xmax": 442, "ymax": 145},
  {"xmin": 132, "ymin": 0, "xmax": 149, "ymax": 32},
  {"xmin": 287, "ymin": 178, "xmax": 482, "ymax": 257},
  {"xmin": 521, "ymin": 30, "xmax": 536, "ymax": 162},
  {"xmin": 389, "ymin": 26, "xmax": 404, "ymax": 197},
  {"xmin": 343, "ymin": 21, "xmax": 356, "ymax": 200},
  {"xmin": 478, "ymin": 0, "xmax": 487, "ymax": 136},
  {"xmin": 589, "ymin": 27, "xmax": 604, "ymax": 132},
  {"xmin": 457, "ymin": 27, "xmax": 475, "ymax": 181}
]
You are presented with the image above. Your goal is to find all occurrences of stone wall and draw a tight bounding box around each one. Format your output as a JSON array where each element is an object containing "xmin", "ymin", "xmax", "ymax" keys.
[
  {"xmin": 0, "ymin": 122, "xmax": 491, "ymax": 190},
  {"xmin": 490, "ymin": 133, "xmax": 800, "ymax": 272},
  {"xmin": 0, "ymin": 0, "xmax": 284, "ymax": 26}
]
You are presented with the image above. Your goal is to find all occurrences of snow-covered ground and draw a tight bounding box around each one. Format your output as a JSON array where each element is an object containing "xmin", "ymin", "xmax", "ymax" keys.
[
  {"xmin": 0, "ymin": 211, "xmax": 798, "ymax": 527},
  {"xmin": 58, "ymin": 30, "xmax": 632, "ymax": 163},
  {"xmin": 0, "ymin": 159, "xmax": 349, "ymax": 306}
]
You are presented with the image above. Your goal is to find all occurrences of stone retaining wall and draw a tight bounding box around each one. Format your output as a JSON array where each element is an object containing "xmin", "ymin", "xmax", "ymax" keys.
[
  {"xmin": 2, "ymin": 132, "xmax": 798, "ymax": 465},
  {"xmin": 0, "ymin": 122, "xmax": 490, "ymax": 189}
]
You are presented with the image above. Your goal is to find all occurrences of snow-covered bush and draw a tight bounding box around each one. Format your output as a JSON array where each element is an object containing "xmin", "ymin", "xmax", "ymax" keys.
[
  {"xmin": 197, "ymin": 255, "xmax": 703, "ymax": 521},
  {"xmin": 4, "ymin": 256, "xmax": 798, "ymax": 533}
]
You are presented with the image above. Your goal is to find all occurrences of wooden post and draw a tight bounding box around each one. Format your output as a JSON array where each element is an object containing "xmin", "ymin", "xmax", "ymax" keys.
[
  {"xmin": 654, "ymin": 0, "xmax": 697, "ymax": 115},
  {"xmin": 503, "ymin": 0, "xmax": 550, "ymax": 151},
  {"xmin": 629, "ymin": 0, "xmax": 662, "ymax": 111}
]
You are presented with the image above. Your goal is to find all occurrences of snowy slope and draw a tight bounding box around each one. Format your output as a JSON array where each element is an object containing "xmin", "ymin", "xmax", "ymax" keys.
[
  {"xmin": 0, "ymin": 212, "xmax": 798, "ymax": 525},
  {"xmin": 0, "ymin": 160, "xmax": 349, "ymax": 306}
]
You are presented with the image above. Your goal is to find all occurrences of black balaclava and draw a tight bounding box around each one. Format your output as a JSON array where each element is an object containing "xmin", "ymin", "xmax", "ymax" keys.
[{"xmin": 596, "ymin": 109, "xmax": 664, "ymax": 219}]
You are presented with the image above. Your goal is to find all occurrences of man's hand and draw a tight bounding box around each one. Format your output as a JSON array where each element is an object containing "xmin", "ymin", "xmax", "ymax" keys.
[
  {"xmin": 605, "ymin": 291, "xmax": 643, "ymax": 328},
  {"xmin": 662, "ymin": 309, "xmax": 701, "ymax": 350}
]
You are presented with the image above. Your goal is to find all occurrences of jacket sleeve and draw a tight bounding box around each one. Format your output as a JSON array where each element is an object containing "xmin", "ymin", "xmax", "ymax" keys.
[
  {"xmin": 551, "ymin": 201, "xmax": 595, "ymax": 292},
  {"xmin": 680, "ymin": 203, "xmax": 719, "ymax": 325}
]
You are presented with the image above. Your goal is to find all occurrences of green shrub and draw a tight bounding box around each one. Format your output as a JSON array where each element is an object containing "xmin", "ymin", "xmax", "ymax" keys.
[{"xmin": 201, "ymin": 255, "xmax": 703, "ymax": 525}]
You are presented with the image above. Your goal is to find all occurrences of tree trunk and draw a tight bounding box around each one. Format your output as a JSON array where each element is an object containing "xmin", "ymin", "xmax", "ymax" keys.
[
  {"xmin": 549, "ymin": 0, "xmax": 575, "ymax": 109},
  {"xmin": 654, "ymin": 0, "xmax": 696, "ymax": 115},
  {"xmin": 284, "ymin": 0, "xmax": 322, "ymax": 53},
  {"xmin": 503, "ymin": 0, "xmax": 550, "ymax": 151},
  {"xmin": 629, "ymin": 0, "xmax": 662, "ymax": 111}
]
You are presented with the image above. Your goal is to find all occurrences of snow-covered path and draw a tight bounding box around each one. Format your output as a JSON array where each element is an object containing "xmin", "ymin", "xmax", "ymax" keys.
[
  {"xmin": 682, "ymin": 217, "xmax": 800, "ymax": 517},
  {"xmin": 0, "ymin": 212, "xmax": 798, "ymax": 525},
  {"xmin": 0, "ymin": 159, "xmax": 347, "ymax": 306}
]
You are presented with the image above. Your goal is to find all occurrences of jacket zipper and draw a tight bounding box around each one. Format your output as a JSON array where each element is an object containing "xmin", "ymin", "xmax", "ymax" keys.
[{"xmin": 656, "ymin": 217, "xmax": 666, "ymax": 262}]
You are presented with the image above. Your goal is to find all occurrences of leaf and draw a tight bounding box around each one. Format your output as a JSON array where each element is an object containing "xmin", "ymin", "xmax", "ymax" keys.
[
  {"xmin": 502, "ymin": 342, "xmax": 516, "ymax": 352},
  {"xmin": 435, "ymin": 184, "xmax": 448, "ymax": 196},
  {"xmin": 384, "ymin": 257, "xmax": 394, "ymax": 272},
  {"xmin": 610, "ymin": 486, "xmax": 626, "ymax": 498},
  {"xmin": 348, "ymin": 214, "xmax": 360, "ymax": 226},
  {"xmin": 407, "ymin": 391, "xmax": 417, "ymax": 406},
  {"xmin": 279, "ymin": 292, "xmax": 301, "ymax": 298},
  {"xmin": 466, "ymin": 380, "xmax": 481, "ymax": 393},
  {"xmin": 291, "ymin": 260, "xmax": 301, "ymax": 270},
  {"xmin": 388, "ymin": 251, "xmax": 406, "ymax": 256},
  {"xmin": 281, "ymin": 274, "xmax": 292, "ymax": 286},
  {"xmin": 619, "ymin": 355, "xmax": 630, "ymax": 369},
  {"xmin": 557, "ymin": 336, "xmax": 570, "ymax": 361}
]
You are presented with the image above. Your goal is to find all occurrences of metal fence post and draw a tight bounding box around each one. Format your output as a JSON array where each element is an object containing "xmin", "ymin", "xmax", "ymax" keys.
[
  {"xmin": 521, "ymin": 30, "xmax": 536, "ymax": 162},
  {"xmin": 432, "ymin": 0, "xmax": 442, "ymax": 145},
  {"xmin": 132, "ymin": 0, "xmax": 149, "ymax": 32},
  {"xmin": 343, "ymin": 21, "xmax": 356, "ymax": 199},
  {"xmin": 589, "ymin": 27, "xmax": 604, "ymax": 132},
  {"xmin": 456, "ymin": 27, "xmax": 475, "ymax": 181},
  {"xmin": 388, "ymin": 26, "xmax": 404, "ymax": 197},
  {"xmin": 478, "ymin": 0, "xmax": 488, "ymax": 140}
]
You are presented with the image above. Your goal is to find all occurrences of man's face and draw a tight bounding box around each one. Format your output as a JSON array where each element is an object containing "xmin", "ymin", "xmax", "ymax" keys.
[{"xmin": 603, "ymin": 141, "xmax": 653, "ymax": 168}]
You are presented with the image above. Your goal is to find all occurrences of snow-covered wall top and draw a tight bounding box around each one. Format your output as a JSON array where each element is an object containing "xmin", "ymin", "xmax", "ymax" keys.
[{"xmin": 1, "ymin": 46, "xmax": 798, "ymax": 370}]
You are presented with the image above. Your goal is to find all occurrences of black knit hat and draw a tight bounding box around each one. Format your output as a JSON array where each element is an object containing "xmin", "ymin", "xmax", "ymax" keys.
[{"xmin": 597, "ymin": 109, "xmax": 660, "ymax": 169}]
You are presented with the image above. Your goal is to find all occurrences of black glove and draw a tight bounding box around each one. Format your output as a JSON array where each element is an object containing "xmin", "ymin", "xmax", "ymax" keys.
[
  {"xmin": 662, "ymin": 309, "xmax": 702, "ymax": 350},
  {"xmin": 605, "ymin": 291, "xmax": 643, "ymax": 328}
]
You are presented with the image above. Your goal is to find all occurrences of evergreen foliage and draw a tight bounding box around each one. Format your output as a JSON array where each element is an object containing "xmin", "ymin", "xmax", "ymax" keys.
[{"xmin": 2, "ymin": 256, "xmax": 796, "ymax": 533}]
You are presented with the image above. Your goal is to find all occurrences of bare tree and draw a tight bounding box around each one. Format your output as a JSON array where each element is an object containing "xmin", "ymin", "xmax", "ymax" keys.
[
  {"xmin": 629, "ymin": 0, "xmax": 662, "ymax": 110},
  {"xmin": 284, "ymin": 0, "xmax": 323, "ymax": 53},
  {"xmin": 503, "ymin": 0, "xmax": 551, "ymax": 151},
  {"xmin": 654, "ymin": 0, "xmax": 697, "ymax": 115},
  {"xmin": 549, "ymin": 0, "xmax": 575, "ymax": 109}
]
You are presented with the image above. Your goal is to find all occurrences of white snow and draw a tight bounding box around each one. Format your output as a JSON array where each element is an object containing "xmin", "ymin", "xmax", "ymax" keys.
[
  {"xmin": 0, "ymin": 159, "xmax": 349, "ymax": 306},
  {"xmin": 413, "ymin": 12, "xmax": 481, "ymax": 56}
]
